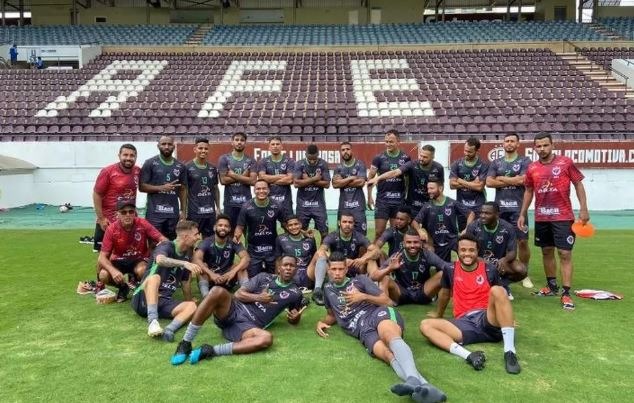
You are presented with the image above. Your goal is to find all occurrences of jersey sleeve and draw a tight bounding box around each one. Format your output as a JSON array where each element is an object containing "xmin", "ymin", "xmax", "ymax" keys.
[
  {"xmin": 486, "ymin": 160, "xmax": 499, "ymax": 178},
  {"xmin": 232, "ymin": 241, "xmax": 245, "ymax": 255},
  {"xmin": 454, "ymin": 200, "xmax": 471, "ymax": 217},
  {"xmin": 358, "ymin": 234, "xmax": 370, "ymax": 249},
  {"xmin": 274, "ymin": 237, "xmax": 284, "ymax": 257},
  {"xmin": 414, "ymin": 206, "xmax": 427, "ymax": 225},
  {"xmin": 356, "ymin": 275, "xmax": 382, "ymax": 296},
  {"xmin": 398, "ymin": 160, "xmax": 414, "ymax": 174},
  {"xmin": 236, "ymin": 205, "xmax": 248, "ymax": 228},
  {"xmin": 100, "ymin": 225, "xmax": 115, "ymax": 255},
  {"xmin": 153, "ymin": 240, "xmax": 175, "ymax": 260},
  {"xmin": 378, "ymin": 228, "xmax": 394, "ymax": 245},
  {"xmin": 320, "ymin": 161, "xmax": 331, "ymax": 181},
  {"xmin": 217, "ymin": 155, "xmax": 229, "ymax": 174},
  {"xmin": 285, "ymin": 158, "xmax": 295, "ymax": 174},
  {"xmin": 292, "ymin": 160, "xmax": 304, "ymax": 179},
  {"xmin": 242, "ymin": 273, "xmax": 265, "ymax": 293},
  {"xmin": 142, "ymin": 218, "xmax": 165, "ymax": 242},
  {"xmin": 255, "ymin": 158, "xmax": 266, "ymax": 174},
  {"xmin": 322, "ymin": 233, "xmax": 336, "ymax": 250},
  {"xmin": 424, "ymin": 250, "xmax": 453, "ymax": 272},
  {"xmin": 358, "ymin": 161, "xmax": 368, "ymax": 179},
  {"xmin": 464, "ymin": 221, "xmax": 478, "ymax": 237},
  {"xmin": 449, "ymin": 160, "xmax": 459, "ymax": 179},
  {"xmin": 567, "ymin": 159, "xmax": 585, "ymax": 183},
  {"xmin": 371, "ymin": 155, "xmax": 381, "ymax": 170},
  {"xmin": 519, "ymin": 157, "xmax": 530, "ymax": 175},
  {"xmin": 477, "ymin": 161, "xmax": 490, "ymax": 181},
  {"xmin": 523, "ymin": 165, "xmax": 535, "ymax": 188},
  {"xmin": 140, "ymin": 160, "xmax": 153, "ymax": 187},
  {"xmin": 93, "ymin": 167, "xmax": 110, "ymax": 195},
  {"xmin": 195, "ymin": 237, "xmax": 211, "ymax": 253},
  {"xmin": 177, "ymin": 162, "xmax": 188, "ymax": 187}
]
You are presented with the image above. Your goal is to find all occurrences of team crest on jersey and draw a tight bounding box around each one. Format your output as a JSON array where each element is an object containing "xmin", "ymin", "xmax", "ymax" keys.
[
  {"xmin": 279, "ymin": 291, "xmax": 289, "ymax": 299},
  {"xmin": 173, "ymin": 169, "xmax": 180, "ymax": 176},
  {"xmin": 280, "ymin": 163, "xmax": 287, "ymax": 170},
  {"xmin": 350, "ymin": 243, "xmax": 356, "ymax": 251},
  {"xmin": 552, "ymin": 167, "xmax": 561, "ymax": 176},
  {"xmin": 512, "ymin": 163, "xmax": 520, "ymax": 172},
  {"xmin": 346, "ymin": 283, "xmax": 355, "ymax": 293},
  {"xmin": 476, "ymin": 275, "xmax": 485, "ymax": 285},
  {"xmin": 567, "ymin": 235, "xmax": 575, "ymax": 245},
  {"xmin": 315, "ymin": 168, "xmax": 322, "ymax": 175},
  {"xmin": 495, "ymin": 235, "xmax": 504, "ymax": 244},
  {"xmin": 399, "ymin": 158, "xmax": 407, "ymax": 165},
  {"xmin": 166, "ymin": 274, "xmax": 177, "ymax": 285},
  {"xmin": 445, "ymin": 208, "xmax": 452, "ymax": 216},
  {"xmin": 134, "ymin": 232, "xmax": 142, "ymax": 241},
  {"xmin": 302, "ymin": 242, "xmax": 311, "ymax": 251},
  {"xmin": 267, "ymin": 210, "xmax": 275, "ymax": 218},
  {"xmin": 377, "ymin": 310, "xmax": 387, "ymax": 317},
  {"xmin": 223, "ymin": 250, "xmax": 231, "ymax": 258},
  {"xmin": 472, "ymin": 169, "xmax": 479, "ymax": 176}
]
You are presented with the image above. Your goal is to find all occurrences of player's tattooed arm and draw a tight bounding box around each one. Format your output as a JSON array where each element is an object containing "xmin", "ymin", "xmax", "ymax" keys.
[{"xmin": 156, "ymin": 254, "xmax": 202, "ymax": 275}]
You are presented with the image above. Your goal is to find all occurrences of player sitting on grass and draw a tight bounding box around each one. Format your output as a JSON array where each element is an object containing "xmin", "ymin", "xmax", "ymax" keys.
[
  {"xmin": 367, "ymin": 229, "xmax": 451, "ymax": 306},
  {"xmin": 170, "ymin": 255, "xmax": 307, "ymax": 365},
  {"xmin": 193, "ymin": 214, "xmax": 249, "ymax": 297},
  {"xmin": 316, "ymin": 252, "xmax": 447, "ymax": 403},
  {"xmin": 131, "ymin": 220, "xmax": 202, "ymax": 341},
  {"xmin": 419, "ymin": 234, "xmax": 521, "ymax": 374},
  {"xmin": 97, "ymin": 199, "xmax": 167, "ymax": 302}
]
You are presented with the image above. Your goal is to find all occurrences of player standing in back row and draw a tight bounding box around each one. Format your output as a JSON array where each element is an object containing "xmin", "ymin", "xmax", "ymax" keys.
[
  {"xmin": 333, "ymin": 141, "xmax": 368, "ymax": 235},
  {"xmin": 367, "ymin": 129, "xmax": 411, "ymax": 241},
  {"xmin": 518, "ymin": 133, "xmax": 589, "ymax": 311},
  {"xmin": 486, "ymin": 133, "xmax": 534, "ymax": 289},
  {"xmin": 186, "ymin": 138, "xmax": 220, "ymax": 238},
  {"xmin": 257, "ymin": 136, "xmax": 295, "ymax": 213}
]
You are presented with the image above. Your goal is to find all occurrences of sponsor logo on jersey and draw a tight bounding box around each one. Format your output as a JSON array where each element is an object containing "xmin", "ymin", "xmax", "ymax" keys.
[
  {"xmin": 157, "ymin": 205, "xmax": 175, "ymax": 213},
  {"xmin": 500, "ymin": 200, "xmax": 518, "ymax": 208},
  {"xmin": 539, "ymin": 207, "xmax": 560, "ymax": 215}
]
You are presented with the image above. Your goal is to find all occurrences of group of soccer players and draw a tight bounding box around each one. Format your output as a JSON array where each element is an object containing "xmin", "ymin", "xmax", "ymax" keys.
[{"xmin": 91, "ymin": 129, "xmax": 589, "ymax": 403}]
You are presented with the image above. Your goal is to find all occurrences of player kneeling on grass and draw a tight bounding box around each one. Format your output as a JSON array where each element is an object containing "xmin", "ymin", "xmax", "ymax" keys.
[
  {"xmin": 170, "ymin": 255, "xmax": 307, "ymax": 365},
  {"xmin": 367, "ymin": 229, "xmax": 452, "ymax": 306},
  {"xmin": 419, "ymin": 234, "xmax": 521, "ymax": 374},
  {"xmin": 97, "ymin": 199, "xmax": 168, "ymax": 302},
  {"xmin": 131, "ymin": 220, "xmax": 202, "ymax": 341},
  {"xmin": 316, "ymin": 252, "xmax": 446, "ymax": 403}
]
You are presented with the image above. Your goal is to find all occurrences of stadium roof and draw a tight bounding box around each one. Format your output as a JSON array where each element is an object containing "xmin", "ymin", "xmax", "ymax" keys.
[{"xmin": 0, "ymin": 155, "xmax": 38, "ymax": 175}]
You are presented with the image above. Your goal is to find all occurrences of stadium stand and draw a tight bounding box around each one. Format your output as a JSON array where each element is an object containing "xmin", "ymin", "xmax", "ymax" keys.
[
  {"xmin": 202, "ymin": 21, "xmax": 608, "ymax": 46},
  {"xmin": 1, "ymin": 48, "xmax": 632, "ymax": 140},
  {"xmin": 600, "ymin": 17, "xmax": 634, "ymax": 40},
  {"xmin": 579, "ymin": 46, "xmax": 634, "ymax": 70},
  {"xmin": 0, "ymin": 24, "xmax": 197, "ymax": 45}
]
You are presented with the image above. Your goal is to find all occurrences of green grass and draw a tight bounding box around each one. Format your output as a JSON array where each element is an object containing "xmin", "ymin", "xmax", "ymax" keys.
[{"xmin": 1, "ymin": 229, "xmax": 632, "ymax": 402}]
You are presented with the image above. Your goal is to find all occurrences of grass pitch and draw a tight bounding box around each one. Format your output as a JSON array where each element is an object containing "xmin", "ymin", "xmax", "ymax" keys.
[{"xmin": 0, "ymin": 229, "xmax": 632, "ymax": 402}]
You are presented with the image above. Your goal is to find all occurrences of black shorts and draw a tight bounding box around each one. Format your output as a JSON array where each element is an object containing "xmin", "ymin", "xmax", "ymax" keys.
[
  {"xmin": 271, "ymin": 196, "xmax": 293, "ymax": 216},
  {"xmin": 534, "ymin": 221, "xmax": 575, "ymax": 251},
  {"xmin": 358, "ymin": 306, "xmax": 405, "ymax": 355},
  {"xmin": 374, "ymin": 200, "xmax": 400, "ymax": 220},
  {"xmin": 145, "ymin": 215, "xmax": 179, "ymax": 240},
  {"xmin": 223, "ymin": 206, "xmax": 242, "ymax": 231},
  {"xmin": 293, "ymin": 268, "xmax": 313, "ymax": 289},
  {"xmin": 214, "ymin": 300, "xmax": 258, "ymax": 342},
  {"xmin": 247, "ymin": 254, "xmax": 277, "ymax": 278},
  {"xmin": 188, "ymin": 214, "xmax": 216, "ymax": 238},
  {"xmin": 131, "ymin": 290, "xmax": 181, "ymax": 319},
  {"xmin": 500, "ymin": 211, "xmax": 529, "ymax": 241},
  {"xmin": 93, "ymin": 223, "xmax": 105, "ymax": 251},
  {"xmin": 456, "ymin": 205, "xmax": 480, "ymax": 232},
  {"xmin": 108, "ymin": 258, "xmax": 146, "ymax": 276},
  {"xmin": 297, "ymin": 207, "xmax": 329, "ymax": 235},
  {"xmin": 452, "ymin": 309, "xmax": 502, "ymax": 345},
  {"xmin": 433, "ymin": 240, "xmax": 457, "ymax": 263},
  {"xmin": 397, "ymin": 285, "xmax": 433, "ymax": 305}
]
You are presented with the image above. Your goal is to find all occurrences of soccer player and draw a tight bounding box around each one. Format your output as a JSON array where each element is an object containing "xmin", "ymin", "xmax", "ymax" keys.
[
  {"xmin": 92, "ymin": 143, "xmax": 140, "ymax": 251},
  {"xmin": 275, "ymin": 215, "xmax": 318, "ymax": 290},
  {"xmin": 131, "ymin": 220, "xmax": 202, "ymax": 341},
  {"xmin": 185, "ymin": 138, "xmax": 220, "ymax": 238},
  {"xmin": 367, "ymin": 144, "xmax": 444, "ymax": 219},
  {"xmin": 293, "ymin": 144, "xmax": 331, "ymax": 239},
  {"xmin": 367, "ymin": 129, "xmax": 412, "ymax": 240},
  {"xmin": 413, "ymin": 180, "xmax": 474, "ymax": 262},
  {"xmin": 257, "ymin": 136, "xmax": 295, "ymax": 213},
  {"xmin": 218, "ymin": 132, "xmax": 257, "ymax": 229},
  {"xmin": 170, "ymin": 255, "xmax": 306, "ymax": 365},
  {"xmin": 465, "ymin": 202, "xmax": 527, "ymax": 300},
  {"xmin": 193, "ymin": 214, "xmax": 249, "ymax": 297},
  {"xmin": 139, "ymin": 136, "xmax": 187, "ymax": 240},
  {"xmin": 368, "ymin": 229, "xmax": 451, "ymax": 306},
  {"xmin": 486, "ymin": 132, "xmax": 534, "ymax": 289},
  {"xmin": 316, "ymin": 252, "xmax": 447, "ymax": 403},
  {"xmin": 367, "ymin": 205, "xmax": 414, "ymax": 262},
  {"xmin": 234, "ymin": 179, "xmax": 287, "ymax": 278},
  {"xmin": 420, "ymin": 234, "xmax": 521, "ymax": 375},
  {"xmin": 310, "ymin": 212, "xmax": 372, "ymax": 305},
  {"xmin": 97, "ymin": 200, "xmax": 168, "ymax": 301},
  {"xmin": 518, "ymin": 132, "xmax": 589, "ymax": 311},
  {"xmin": 449, "ymin": 137, "xmax": 489, "ymax": 231},
  {"xmin": 332, "ymin": 141, "xmax": 368, "ymax": 235}
]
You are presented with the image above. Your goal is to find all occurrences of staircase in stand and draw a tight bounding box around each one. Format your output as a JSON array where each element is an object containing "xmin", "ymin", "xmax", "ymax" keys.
[
  {"xmin": 558, "ymin": 52, "xmax": 634, "ymax": 99},
  {"xmin": 185, "ymin": 24, "xmax": 213, "ymax": 46}
]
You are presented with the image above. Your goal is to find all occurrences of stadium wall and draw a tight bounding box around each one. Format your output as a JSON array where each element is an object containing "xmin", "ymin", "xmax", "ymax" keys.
[
  {"xmin": 31, "ymin": 4, "xmax": 171, "ymax": 25},
  {"xmin": 596, "ymin": 6, "xmax": 634, "ymax": 18},
  {"xmin": 0, "ymin": 141, "xmax": 631, "ymax": 212},
  {"xmin": 535, "ymin": 0, "xmax": 575, "ymax": 21}
]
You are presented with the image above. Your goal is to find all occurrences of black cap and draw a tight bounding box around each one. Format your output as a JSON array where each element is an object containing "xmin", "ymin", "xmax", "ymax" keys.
[{"xmin": 116, "ymin": 199, "xmax": 136, "ymax": 210}]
